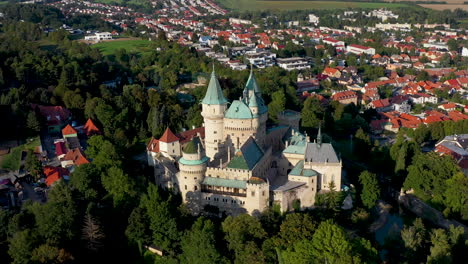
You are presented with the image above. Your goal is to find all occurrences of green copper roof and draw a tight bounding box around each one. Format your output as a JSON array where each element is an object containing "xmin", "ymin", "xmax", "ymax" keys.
[
  {"xmin": 245, "ymin": 67, "xmax": 261, "ymax": 94},
  {"xmin": 227, "ymin": 138, "xmax": 264, "ymax": 170},
  {"xmin": 225, "ymin": 100, "xmax": 253, "ymax": 119},
  {"xmin": 289, "ymin": 160, "xmax": 318, "ymax": 177},
  {"xmin": 248, "ymin": 93, "xmax": 259, "ymax": 108},
  {"xmin": 183, "ymin": 136, "xmax": 203, "ymax": 154},
  {"xmin": 202, "ymin": 177, "xmax": 247, "ymax": 189},
  {"xmin": 178, "ymin": 156, "xmax": 209, "ymax": 166},
  {"xmin": 202, "ymin": 70, "xmax": 228, "ymax": 105}
]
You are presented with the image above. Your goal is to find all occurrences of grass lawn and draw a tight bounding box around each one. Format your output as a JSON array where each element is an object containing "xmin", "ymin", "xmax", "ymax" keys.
[
  {"xmin": 92, "ymin": 39, "xmax": 153, "ymax": 56},
  {"xmin": 218, "ymin": 0, "xmax": 410, "ymax": 11},
  {"xmin": 0, "ymin": 137, "xmax": 41, "ymax": 171}
]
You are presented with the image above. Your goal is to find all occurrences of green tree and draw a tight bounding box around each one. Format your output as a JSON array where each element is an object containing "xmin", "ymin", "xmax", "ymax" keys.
[
  {"xmin": 26, "ymin": 111, "xmax": 41, "ymax": 132},
  {"xmin": 301, "ymin": 97, "xmax": 324, "ymax": 132},
  {"xmin": 222, "ymin": 214, "xmax": 266, "ymax": 263},
  {"xmin": 8, "ymin": 229, "xmax": 38, "ymax": 264},
  {"xmin": 268, "ymin": 90, "xmax": 286, "ymax": 123},
  {"xmin": 70, "ymin": 163, "xmax": 101, "ymax": 200},
  {"xmin": 140, "ymin": 184, "xmax": 180, "ymax": 255},
  {"xmin": 24, "ymin": 150, "xmax": 42, "ymax": 180},
  {"xmin": 278, "ymin": 213, "xmax": 316, "ymax": 246},
  {"xmin": 427, "ymin": 229, "xmax": 451, "ymax": 264},
  {"xmin": 403, "ymin": 153, "xmax": 461, "ymax": 201},
  {"xmin": 180, "ymin": 218, "xmax": 224, "ymax": 264},
  {"xmin": 101, "ymin": 166, "xmax": 136, "ymax": 207},
  {"xmin": 358, "ymin": 171, "xmax": 380, "ymax": 209},
  {"xmin": 444, "ymin": 173, "xmax": 468, "ymax": 220},
  {"xmin": 401, "ymin": 218, "xmax": 426, "ymax": 252},
  {"xmin": 125, "ymin": 206, "xmax": 151, "ymax": 252}
]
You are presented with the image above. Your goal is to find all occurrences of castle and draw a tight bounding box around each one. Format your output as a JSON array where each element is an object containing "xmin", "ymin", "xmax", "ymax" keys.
[{"xmin": 147, "ymin": 68, "xmax": 342, "ymax": 215}]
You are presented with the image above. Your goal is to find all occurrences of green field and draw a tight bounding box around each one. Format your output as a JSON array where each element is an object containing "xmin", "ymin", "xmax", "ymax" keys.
[
  {"xmin": 0, "ymin": 137, "xmax": 40, "ymax": 171},
  {"xmin": 218, "ymin": 0, "xmax": 410, "ymax": 10},
  {"xmin": 92, "ymin": 39, "xmax": 153, "ymax": 56}
]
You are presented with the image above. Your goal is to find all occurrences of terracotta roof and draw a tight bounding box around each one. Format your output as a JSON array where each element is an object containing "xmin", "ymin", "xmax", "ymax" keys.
[
  {"xmin": 177, "ymin": 127, "xmax": 205, "ymax": 144},
  {"xmin": 63, "ymin": 148, "xmax": 89, "ymax": 166},
  {"xmin": 83, "ymin": 119, "xmax": 101, "ymax": 136},
  {"xmin": 55, "ymin": 141, "xmax": 67, "ymax": 156},
  {"xmin": 147, "ymin": 138, "xmax": 160, "ymax": 153},
  {"xmin": 448, "ymin": 111, "xmax": 468, "ymax": 121},
  {"xmin": 371, "ymin": 99, "xmax": 391, "ymax": 108},
  {"xmin": 44, "ymin": 166, "xmax": 69, "ymax": 186},
  {"xmin": 62, "ymin": 124, "xmax": 77, "ymax": 136},
  {"xmin": 331, "ymin": 91, "xmax": 357, "ymax": 101},
  {"xmin": 159, "ymin": 128, "xmax": 179, "ymax": 143},
  {"xmin": 32, "ymin": 104, "xmax": 71, "ymax": 126}
]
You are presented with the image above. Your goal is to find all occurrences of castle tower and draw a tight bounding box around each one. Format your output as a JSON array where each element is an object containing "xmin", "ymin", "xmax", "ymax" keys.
[
  {"xmin": 178, "ymin": 137, "xmax": 208, "ymax": 214},
  {"xmin": 243, "ymin": 68, "xmax": 267, "ymax": 146},
  {"xmin": 201, "ymin": 67, "xmax": 228, "ymax": 159}
]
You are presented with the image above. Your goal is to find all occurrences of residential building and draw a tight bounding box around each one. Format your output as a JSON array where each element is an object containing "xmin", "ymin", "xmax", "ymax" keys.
[
  {"xmin": 347, "ymin": 44, "xmax": 376, "ymax": 55},
  {"xmin": 331, "ymin": 91, "xmax": 358, "ymax": 105},
  {"xmin": 277, "ymin": 57, "xmax": 310, "ymax": 71},
  {"xmin": 435, "ymin": 134, "xmax": 468, "ymax": 175}
]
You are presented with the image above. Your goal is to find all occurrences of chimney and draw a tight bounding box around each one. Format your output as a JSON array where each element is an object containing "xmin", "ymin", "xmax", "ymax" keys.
[{"xmin": 228, "ymin": 146, "xmax": 231, "ymax": 161}]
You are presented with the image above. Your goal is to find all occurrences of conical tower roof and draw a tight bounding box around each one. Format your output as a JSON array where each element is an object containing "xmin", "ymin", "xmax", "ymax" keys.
[
  {"xmin": 245, "ymin": 66, "xmax": 261, "ymax": 94},
  {"xmin": 202, "ymin": 67, "xmax": 228, "ymax": 105},
  {"xmin": 248, "ymin": 93, "xmax": 259, "ymax": 108}
]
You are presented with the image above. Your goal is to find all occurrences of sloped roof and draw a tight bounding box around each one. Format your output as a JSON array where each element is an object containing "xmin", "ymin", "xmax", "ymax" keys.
[
  {"xmin": 147, "ymin": 138, "xmax": 160, "ymax": 152},
  {"xmin": 245, "ymin": 68, "xmax": 261, "ymax": 94},
  {"xmin": 177, "ymin": 127, "xmax": 205, "ymax": 144},
  {"xmin": 159, "ymin": 128, "xmax": 179, "ymax": 143},
  {"xmin": 225, "ymin": 100, "xmax": 253, "ymax": 119},
  {"xmin": 32, "ymin": 104, "xmax": 71, "ymax": 126},
  {"xmin": 289, "ymin": 160, "xmax": 318, "ymax": 177},
  {"xmin": 202, "ymin": 70, "xmax": 228, "ymax": 105},
  {"xmin": 227, "ymin": 137, "xmax": 264, "ymax": 170},
  {"xmin": 63, "ymin": 148, "xmax": 89, "ymax": 166},
  {"xmin": 83, "ymin": 119, "xmax": 100, "ymax": 136},
  {"xmin": 305, "ymin": 142, "xmax": 339, "ymax": 163},
  {"xmin": 62, "ymin": 124, "xmax": 77, "ymax": 136},
  {"xmin": 44, "ymin": 166, "xmax": 69, "ymax": 186}
]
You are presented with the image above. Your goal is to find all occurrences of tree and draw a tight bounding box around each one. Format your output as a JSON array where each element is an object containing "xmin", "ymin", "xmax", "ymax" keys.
[
  {"xmin": 354, "ymin": 128, "xmax": 371, "ymax": 158},
  {"xmin": 444, "ymin": 173, "xmax": 468, "ymax": 220},
  {"xmin": 403, "ymin": 153, "xmax": 461, "ymax": 201},
  {"xmin": 82, "ymin": 214, "xmax": 104, "ymax": 252},
  {"xmin": 447, "ymin": 39, "xmax": 458, "ymax": 51},
  {"xmin": 85, "ymin": 136, "xmax": 121, "ymax": 171},
  {"xmin": 301, "ymin": 97, "xmax": 324, "ymax": 132},
  {"xmin": 8, "ymin": 229, "xmax": 38, "ymax": 264},
  {"xmin": 140, "ymin": 184, "xmax": 180, "ymax": 255},
  {"xmin": 26, "ymin": 111, "xmax": 41, "ymax": 132},
  {"xmin": 29, "ymin": 182, "xmax": 77, "ymax": 245},
  {"xmin": 101, "ymin": 166, "xmax": 136, "ymax": 207},
  {"xmin": 24, "ymin": 149, "xmax": 42, "ymax": 180},
  {"xmin": 222, "ymin": 214, "xmax": 266, "ymax": 263},
  {"xmin": 70, "ymin": 163, "xmax": 102, "ymax": 200},
  {"xmin": 358, "ymin": 171, "xmax": 380, "ymax": 209},
  {"xmin": 268, "ymin": 90, "xmax": 286, "ymax": 123},
  {"xmin": 125, "ymin": 207, "xmax": 151, "ymax": 251},
  {"xmin": 278, "ymin": 213, "xmax": 316, "ymax": 246},
  {"xmin": 427, "ymin": 229, "xmax": 451, "ymax": 264},
  {"xmin": 416, "ymin": 70, "xmax": 430, "ymax": 81},
  {"xmin": 401, "ymin": 218, "xmax": 426, "ymax": 252},
  {"xmin": 282, "ymin": 220, "xmax": 356, "ymax": 264},
  {"xmin": 180, "ymin": 218, "xmax": 224, "ymax": 264}
]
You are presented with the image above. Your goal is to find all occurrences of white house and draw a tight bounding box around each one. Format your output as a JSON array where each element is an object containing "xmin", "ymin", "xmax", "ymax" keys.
[
  {"xmin": 347, "ymin": 44, "xmax": 376, "ymax": 56},
  {"xmin": 462, "ymin": 47, "xmax": 468, "ymax": 57},
  {"xmin": 309, "ymin": 14, "xmax": 319, "ymax": 25},
  {"xmin": 277, "ymin": 57, "xmax": 310, "ymax": 71},
  {"xmin": 84, "ymin": 32, "xmax": 112, "ymax": 42}
]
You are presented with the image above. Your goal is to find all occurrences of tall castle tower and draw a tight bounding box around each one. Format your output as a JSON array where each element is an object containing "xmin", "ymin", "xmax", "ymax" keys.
[
  {"xmin": 201, "ymin": 67, "xmax": 228, "ymax": 159},
  {"xmin": 178, "ymin": 136, "xmax": 208, "ymax": 213},
  {"xmin": 243, "ymin": 68, "xmax": 268, "ymax": 146}
]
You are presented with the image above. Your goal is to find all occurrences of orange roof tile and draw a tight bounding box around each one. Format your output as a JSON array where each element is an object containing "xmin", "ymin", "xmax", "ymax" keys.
[
  {"xmin": 83, "ymin": 119, "xmax": 101, "ymax": 136},
  {"xmin": 159, "ymin": 128, "xmax": 179, "ymax": 143},
  {"xmin": 62, "ymin": 124, "xmax": 77, "ymax": 136},
  {"xmin": 63, "ymin": 149, "xmax": 89, "ymax": 166}
]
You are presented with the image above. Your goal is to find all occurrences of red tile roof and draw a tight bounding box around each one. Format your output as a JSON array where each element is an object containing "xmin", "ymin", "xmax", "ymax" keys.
[
  {"xmin": 159, "ymin": 128, "xmax": 179, "ymax": 143},
  {"xmin": 63, "ymin": 149, "xmax": 89, "ymax": 166},
  {"xmin": 447, "ymin": 111, "xmax": 468, "ymax": 121},
  {"xmin": 62, "ymin": 124, "xmax": 77, "ymax": 136},
  {"xmin": 32, "ymin": 104, "xmax": 71, "ymax": 126},
  {"xmin": 44, "ymin": 166, "xmax": 69, "ymax": 186},
  {"xmin": 331, "ymin": 91, "xmax": 357, "ymax": 101},
  {"xmin": 177, "ymin": 127, "xmax": 205, "ymax": 144},
  {"xmin": 55, "ymin": 141, "xmax": 67, "ymax": 156},
  {"xmin": 147, "ymin": 138, "xmax": 160, "ymax": 153},
  {"xmin": 83, "ymin": 119, "xmax": 101, "ymax": 136}
]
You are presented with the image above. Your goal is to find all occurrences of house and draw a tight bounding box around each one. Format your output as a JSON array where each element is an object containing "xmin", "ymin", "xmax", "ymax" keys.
[
  {"xmin": 309, "ymin": 14, "xmax": 319, "ymax": 24},
  {"xmin": 43, "ymin": 166, "xmax": 70, "ymax": 187},
  {"xmin": 276, "ymin": 57, "xmax": 310, "ymax": 71},
  {"xmin": 322, "ymin": 67, "xmax": 341, "ymax": 78},
  {"xmin": 390, "ymin": 95, "xmax": 411, "ymax": 113},
  {"xmin": 31, "ymin": 105, "xmax": 71, "ymax": 134},
  {"xmin": 54, "ymin": 139, "xmax": 67, "ymax": 159},
  {"xmin": 62, "ymin": 124, "xmax": 77, "ymax": 138},
  {"xmin": 438, "ymin": 103, "xmax": 457, "ymax": 112},
  {"xmin": 61, "ymin": 148, "xmax": 89, "ymax": 168},
  {"xmin": 331, "ymin": 91, "xmax": 358, "ymax": 105},
  {"xmin": 84, "ymin": 32, "xmax": 112, "ymax": 42},
  {"xmin": 297, "ymin": 79, "xmax": 320, "ymax": 93},
  {"xmin": 62, "ymin": 124, "xmax": 80, "ymax": 150},
  {"xmin": 368, "ymin": 99, "xmax": 391, "ymax": 112},
  {"xmin": 435, "ymin": 134, "xmax": 468, "ymax": 175},
  {"xmin": 346, "ymin": 44, "xmax": 376, "ymax": 55}
]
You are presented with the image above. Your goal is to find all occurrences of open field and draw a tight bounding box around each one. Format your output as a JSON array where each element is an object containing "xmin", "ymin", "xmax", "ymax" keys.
[
  {"xmin": 0, "ymin": 137, "xmax": 40, "ymax": 171},
  {"xmin": 91, "ymin": 38, "xmax": 153, "ymax": 56},
  {"xmin": 218, "ymin": 0, "xmax": 411, "ymax": 10},
  {"xmin": 419, "ymin": 4, "xmax": 468, "ymax": 10}
]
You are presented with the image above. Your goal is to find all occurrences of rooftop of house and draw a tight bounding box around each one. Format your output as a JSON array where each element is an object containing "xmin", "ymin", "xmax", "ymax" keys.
[{"xmin": 227, "ymin": 137, "xmax": 264, "ymax": 170}]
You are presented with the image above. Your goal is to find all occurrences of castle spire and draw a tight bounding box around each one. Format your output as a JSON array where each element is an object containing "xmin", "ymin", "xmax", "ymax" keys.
[
  {"xmin": 317, "ymin": 125, "xmax": 322, "ymax": 146},
  {"xmin": 243, "ymin": 65, "xmax": 261, "ymax": 100},
  {"xmin": 202, "ymin": 66, "xmax": 228, "ymax": 105}
]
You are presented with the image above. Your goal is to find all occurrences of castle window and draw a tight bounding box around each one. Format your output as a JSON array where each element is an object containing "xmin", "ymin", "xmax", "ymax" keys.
[
  {"xmin": 184, "ymin": 177, "xmax": 187, "ymax": 179},
  {"xmin": 262, "ymin": 191, "xmax": 265, "ymax": 196},
  {"xmin": 214, "ymin": 140, "xmax": 217, "ymax": 143},
  {"xmin": 251, "ymin": 191, "xmax": 255, "ymax": 197},
  {"xmin": 185, "ymin": 185, "xmax": 187, "ymax": 190},
  {"xmin": 194, "ymin": 177, "xmax": 197, "ymax": 180},
  {"xmin": 194, "ymin": 186, "xmax": 198, "ymax": 191},
  {"xmin": 214, "ymin": 131, "xmax": 217, "ymax": 134}
]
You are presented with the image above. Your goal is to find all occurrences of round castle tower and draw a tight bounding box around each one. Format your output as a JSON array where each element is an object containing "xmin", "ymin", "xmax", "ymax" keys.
[
  {"xmin": 178, "ymin": 137, "xmax": 208, "ymax": 213},
  {"xmin": 201, "ymin": 68, "xmax": 228, "ymax": 160}
]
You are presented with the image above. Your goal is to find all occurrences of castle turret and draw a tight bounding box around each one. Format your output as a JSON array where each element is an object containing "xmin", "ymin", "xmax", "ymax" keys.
[
  {"xmin": 201, "ymin": 67, "xmax": 228, "ymax": 159},
  {"xmin": 178, "ymin": 136, "xmax": 208, "ymax": 214}
]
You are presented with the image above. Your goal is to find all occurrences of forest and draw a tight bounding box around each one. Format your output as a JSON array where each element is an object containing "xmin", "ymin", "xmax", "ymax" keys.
[{"xmin": 0, "ymin": 3, "xmax": 467, "ymax": 264}]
